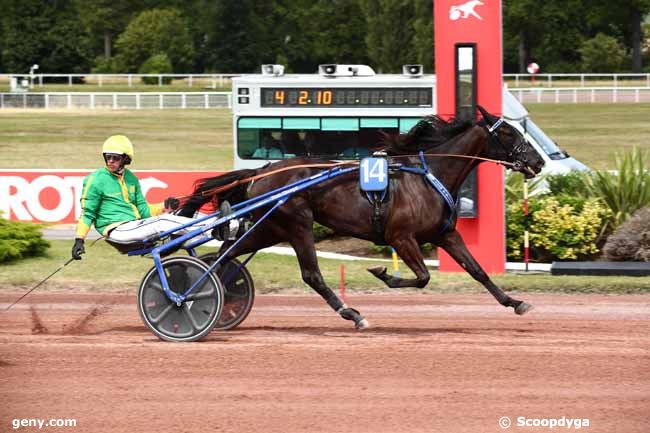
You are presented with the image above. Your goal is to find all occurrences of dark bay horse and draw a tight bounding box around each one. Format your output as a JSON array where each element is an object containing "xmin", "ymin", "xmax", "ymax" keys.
[{"xmin": 178, "ymin": 106, "xmax": 545, "ymax": 329}]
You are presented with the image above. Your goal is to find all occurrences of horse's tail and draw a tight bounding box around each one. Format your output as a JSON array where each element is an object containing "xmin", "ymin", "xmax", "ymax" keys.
[{"xmin": 177, "ymin": 168, "xmax": 258, "ymax": 217}]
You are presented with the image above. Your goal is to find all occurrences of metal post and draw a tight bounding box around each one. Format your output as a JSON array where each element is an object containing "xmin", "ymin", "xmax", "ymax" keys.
[
  {"xmin": 523, "ymin": 180, "xmax": 529, "ymax": 272},
  {"xmin": 158, "ymin": 75, "xmax": 162, "ymax": 87},
  {"xmin": 90, "ymin": 93, "xmax": 95, "ymax": 109},
  {"xmin": 128, "ymin": 74, "xmax": 133, "ymax": 87},
  {"xmin": 188, "ymin": 75, "xmax": 193, "ymax": 87},
  {"xmin": 136, "ymin": 93, "xmax": 140, "ymax": 110},
  {"xmin": 69, "ymin": 75, "xmax": 72, "ymax": 86}
]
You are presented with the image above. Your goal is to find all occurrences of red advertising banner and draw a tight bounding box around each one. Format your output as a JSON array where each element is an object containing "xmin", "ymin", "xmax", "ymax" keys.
[
  {"xmin": 0, "ymin": 170, "xmax": 221, "ymax": 224},
  {"xmin": 434, "ymin": 0, "xmax": 506, "ymax": 273}
]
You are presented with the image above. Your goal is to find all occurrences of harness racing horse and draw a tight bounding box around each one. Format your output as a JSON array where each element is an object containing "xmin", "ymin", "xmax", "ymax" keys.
[{"xmin": 178, "ymin": 106, "xmax": 545, "ymax": 330}]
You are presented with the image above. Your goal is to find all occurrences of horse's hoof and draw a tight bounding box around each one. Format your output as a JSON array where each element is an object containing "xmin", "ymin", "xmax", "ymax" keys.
[
  {"xmin": 368, "ymin": 267, "xmax": 387, "ymax": 278},
  {"xmin": 355, "ymin": 318, "xmax": 370, "ymax": 330},
  {"xmin": 514, "ymin": 301, "xmax": 534, "ymax": 315}
]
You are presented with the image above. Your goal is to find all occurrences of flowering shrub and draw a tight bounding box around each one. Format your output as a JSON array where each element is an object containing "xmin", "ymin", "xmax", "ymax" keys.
[{"xmin": 507, "ymin": 196, "xmax": 611, "ymax": 262}]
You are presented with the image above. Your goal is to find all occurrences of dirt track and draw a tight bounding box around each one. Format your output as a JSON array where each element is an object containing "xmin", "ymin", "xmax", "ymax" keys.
[{"xmin": 1, "ymin": 292, "xmax": 649, "ymax": 433}]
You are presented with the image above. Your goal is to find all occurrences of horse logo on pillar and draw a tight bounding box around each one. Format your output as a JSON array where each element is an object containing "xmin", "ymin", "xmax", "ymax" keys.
[{"xmin": 449, "ymin": 0, "xmax": 484, "ymax": 21}]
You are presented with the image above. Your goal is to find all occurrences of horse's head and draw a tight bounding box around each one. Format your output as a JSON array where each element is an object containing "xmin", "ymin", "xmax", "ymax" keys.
[{"xmin": 477, "ymin": 105, "xmax": 545, "ymax": 178}]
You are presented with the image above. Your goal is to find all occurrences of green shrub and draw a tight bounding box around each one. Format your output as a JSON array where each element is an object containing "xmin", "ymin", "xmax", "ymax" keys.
[
  {"xmin": 507, "ymin": 196, "xmax": 611, "ymax": 262},
  {"xmin": 138, "ymin": 53, "xmax": 173, "ymax": 85},
  {"xmin": 579, "ymin": 33, "xmax": 626, "ymax": 73},
  {"xmin": 91, "ymin": 56, "xmax": 124, "ymax": 74},
  {"xmin": 505, "ymin": 172, "xmax": 547, "ymax": 203},
  {"xmin": 0, "ymin": 217, "xmax": 50, "ymax": 263},
  {"xmin": 546, "ymin": 171, "xmax": 587, "ymax": 196},
  {"xmin": 313, "ymin": 222, "xmax": 334, "ymax": 242}
]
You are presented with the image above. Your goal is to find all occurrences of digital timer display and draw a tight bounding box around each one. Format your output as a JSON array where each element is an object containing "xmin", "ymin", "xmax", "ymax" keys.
[{"xmin": 260, "ymin": 87, "xmax": 432, "ymax": 107}]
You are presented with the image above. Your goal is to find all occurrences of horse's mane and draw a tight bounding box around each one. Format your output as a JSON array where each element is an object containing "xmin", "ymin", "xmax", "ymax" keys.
[{"xmin": 380, "ymin": 115, "xmax": 473, "ymax": 155}]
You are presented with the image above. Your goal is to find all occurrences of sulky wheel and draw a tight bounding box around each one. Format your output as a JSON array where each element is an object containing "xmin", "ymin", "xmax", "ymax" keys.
[
  {"xmin": 138, "ymin": 256, "xmax": 224, "ymax": 342},
  {"xmin": 199, "ymin": 253, "xmax": 255, "ymax": 331}
]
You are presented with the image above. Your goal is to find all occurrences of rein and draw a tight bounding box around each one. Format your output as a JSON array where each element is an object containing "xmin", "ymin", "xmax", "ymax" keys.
[{"xmin": 185, "ymin": 152, "xmax": 515, "ymax": 201}]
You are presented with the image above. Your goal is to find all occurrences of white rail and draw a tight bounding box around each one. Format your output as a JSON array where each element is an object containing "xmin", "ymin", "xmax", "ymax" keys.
[
  {"xmin": 2, "ymin": 87, "xmax": 649, "ymax": 109},
  {"xmin": 511, "ymin": 87, "xmax": 650, "ymax": 104},
  {"xmin": 504, "ymin": 73, "xmax": 650, "ymax": 88},
  {"xmin": 2, "ymin": 73, "xmax": 650, "ymax": 89},
  {"xmin": 0, "ymin": 92, "xmax": 232, "ymax": 109},
  {"xmin": 0, "ymin": 73, "xmax": 238, "ymax": 89}
]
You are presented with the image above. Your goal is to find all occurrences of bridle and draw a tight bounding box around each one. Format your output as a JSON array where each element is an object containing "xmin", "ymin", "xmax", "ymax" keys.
[{"xmin": 484, "ymin": 117, "xmax": 529, "ymax": 172}]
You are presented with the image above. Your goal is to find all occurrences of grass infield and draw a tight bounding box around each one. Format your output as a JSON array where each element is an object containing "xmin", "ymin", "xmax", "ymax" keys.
[
  {"xmin": 1, "ymin": 104, "xmax": 649, "ymax": 170},
  {"xmin": 1, "ymin": 241, "xmax": 649, "ymax": 294}
]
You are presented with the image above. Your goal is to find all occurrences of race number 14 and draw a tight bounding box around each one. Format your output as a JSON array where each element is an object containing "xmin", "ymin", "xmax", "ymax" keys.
[{"xmin": 360, "ymin": 157, "xmax": 388, "ymax": 191}]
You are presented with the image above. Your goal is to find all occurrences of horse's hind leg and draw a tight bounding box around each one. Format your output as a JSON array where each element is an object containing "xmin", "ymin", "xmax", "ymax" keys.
[
  {"xmin": 288, "ymin": 225, "xmax": 369, "ymax": 330},
  {"xmin": 367, "ymin": 237, "xmax": 430, "ymax": 289},
  {"xmin": 438, "ymin": 230, "xmax": 532, "ymax": 315}
]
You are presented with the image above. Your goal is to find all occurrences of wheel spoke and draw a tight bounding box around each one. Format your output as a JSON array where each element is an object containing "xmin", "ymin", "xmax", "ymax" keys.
[
  {"xmin": 150, "ymin": 303, "xmax": 175, "ymax": 324},
  {"xmin": 186, "ymin": 291, "xmax": 214, "ymax": 301},
  {"xmin": 183, "ymin": 303, "xmax": 207, "ymax": 332}
]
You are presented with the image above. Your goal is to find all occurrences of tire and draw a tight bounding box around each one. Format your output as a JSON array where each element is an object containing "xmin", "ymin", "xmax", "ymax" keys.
[
  {"xmin": 199, "ymin": 253, "xmax": 255, "ymax": 330},
  {"xmin": 138, "ymin": 256, "xmax": 224, "ymax": 342}
]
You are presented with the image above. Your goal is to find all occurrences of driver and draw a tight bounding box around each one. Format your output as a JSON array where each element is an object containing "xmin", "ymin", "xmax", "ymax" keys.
[{"xmin": 71, "ymin": 135, "xmax": 211, "ymax": 259}]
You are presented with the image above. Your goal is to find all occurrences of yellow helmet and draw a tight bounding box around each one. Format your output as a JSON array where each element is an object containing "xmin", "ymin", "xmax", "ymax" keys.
[{"xmin": 102, "ymin": 135, "xmax": 134, "ymax": 163}]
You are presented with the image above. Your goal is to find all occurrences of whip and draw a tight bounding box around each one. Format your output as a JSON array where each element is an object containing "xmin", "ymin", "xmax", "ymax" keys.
[{"xmin": 3, "ymin": 237, "xmax": 103, "ymax": 311}]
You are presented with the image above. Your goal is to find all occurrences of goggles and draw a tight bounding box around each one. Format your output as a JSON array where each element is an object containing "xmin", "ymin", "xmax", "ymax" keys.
[{"xmin": 104, "ymin": 153, "xmax": 124, "ymax": 162}]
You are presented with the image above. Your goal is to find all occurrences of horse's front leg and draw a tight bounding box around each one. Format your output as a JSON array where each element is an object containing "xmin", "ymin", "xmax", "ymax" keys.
[
  {"xmin": 367, "ymin": 236, "xmax": 430, "ymax": 288},
  {"xmin": 288, "ymin": 224, "xmax": 369, "ymax": 330},
  {"xmin": 437, "ymin": 229, "xmax": 533, "ymax": 315}
]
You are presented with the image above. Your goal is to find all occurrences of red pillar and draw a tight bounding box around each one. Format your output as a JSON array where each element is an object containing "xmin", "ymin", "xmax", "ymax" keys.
[{"xmin": 434, "ymin": 0, "xmax": 505, "ymax": 273}]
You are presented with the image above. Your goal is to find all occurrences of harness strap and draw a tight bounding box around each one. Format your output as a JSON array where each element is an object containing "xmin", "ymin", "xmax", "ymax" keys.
[{"xmin": 399, "ymin": 151, "xmax": 457, "ymax": 235}]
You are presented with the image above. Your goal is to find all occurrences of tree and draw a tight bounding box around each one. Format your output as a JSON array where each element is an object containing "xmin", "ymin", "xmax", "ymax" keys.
[
  {"xmin": 113, "ymin": 8, "xmax": 195, "ymax": 72},
  {"xmin": 584, "ymin": 0, "xmax": 650, "ymax": 73},
  {"xmin": 579, "ymin": 33, "xmax": 626, "ymax": 72},
  {"xmin": 75, "ymin": 0, "xmax": 136, "ymax": 59},
  {"xmin": 201, "ymin": 0, "xmax": 276, "ymax": 73},
  {"xmin": 503, "ymin": 0, "xmax": 589, "ymax": 73},
  {"xmin": 272, "ymin": 0, "xmax": 370, "ymax": 72},
  {"xmin": 412, "ymin": 0, "xmax": 433, "ymax": 72},
  {"xmin": 1, "ymin": 0, "xmax": 92, "ymax": 73},
  {"xmin": 359, "ymin": 0, "xmax": 418, "ymax": 73}
]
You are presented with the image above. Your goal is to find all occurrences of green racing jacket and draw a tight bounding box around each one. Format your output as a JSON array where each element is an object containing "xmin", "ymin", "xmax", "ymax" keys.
[{"xmin": 75, "ymin": 167, "xmax": 163, "ymax": 238}]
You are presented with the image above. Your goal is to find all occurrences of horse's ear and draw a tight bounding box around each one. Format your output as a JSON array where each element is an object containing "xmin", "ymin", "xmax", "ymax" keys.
[{"xmin": 476, "ymin": 105, "xmax": 496, "ymax": 125}]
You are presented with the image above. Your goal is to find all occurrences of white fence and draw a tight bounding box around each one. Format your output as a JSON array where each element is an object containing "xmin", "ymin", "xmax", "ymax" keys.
[
  {"xmin": 0, "ymin": 73, "xmax": 237, "ymax": 88},
  {"xmin": 511, "ymin": 87, "xmax": 650, "ymax": 103},
  {"xmin": 2, "ymin": 87, "xmax": 649, "ymax": 109},
  {"xmin": 3, "ymin": 73, "xmax": 650, "ymax": 89},
  {"xmin": 504, "ymin": 73, "xmax": 650, "ymax": 88},
  {"xmin": 0, "ymin": 92, "xmax": 231, "ymax": 109}
]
